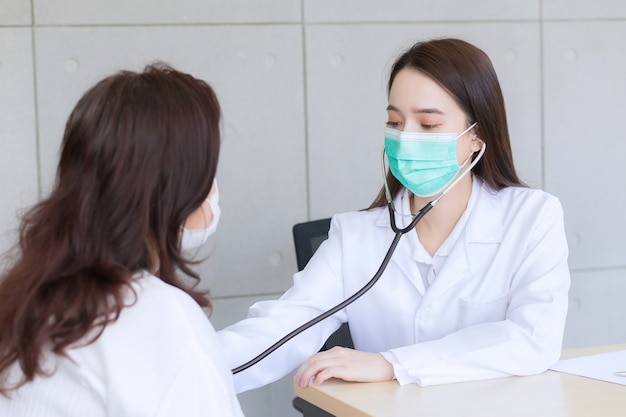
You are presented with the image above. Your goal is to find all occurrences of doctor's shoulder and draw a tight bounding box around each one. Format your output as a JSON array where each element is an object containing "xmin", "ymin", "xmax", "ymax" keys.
[
  {"xmin": 324, "ymin": 205, "xmax": 391, "ymax": 242},
  {"xmin": 488, "ymin": 183, "xmax": 565, "ymax": 228},
  {"xmin": 332, "ymin": 204, "xmax": 388, "ymax": 228}
]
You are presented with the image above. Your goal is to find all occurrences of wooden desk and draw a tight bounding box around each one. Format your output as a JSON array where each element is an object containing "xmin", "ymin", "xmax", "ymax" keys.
[{"xmin": 294, "ymin": 344, "xmax": 626, "ymax": 417}]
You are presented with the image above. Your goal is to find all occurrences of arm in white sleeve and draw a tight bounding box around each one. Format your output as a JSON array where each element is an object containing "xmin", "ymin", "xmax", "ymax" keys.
[{"xmin": 218, "ymin": 217, "xmax": 349, "ymax": 393}]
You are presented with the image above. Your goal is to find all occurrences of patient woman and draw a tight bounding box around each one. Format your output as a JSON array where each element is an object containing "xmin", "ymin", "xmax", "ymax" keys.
[{"xmin": 0, "ymin": 64, "xmax": 244, "ymax": 416}]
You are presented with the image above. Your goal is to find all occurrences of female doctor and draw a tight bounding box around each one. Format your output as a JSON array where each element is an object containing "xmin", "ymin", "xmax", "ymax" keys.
[{"xmin": 218, "ymin": 38, "xmax": 570, "ymax": 391}]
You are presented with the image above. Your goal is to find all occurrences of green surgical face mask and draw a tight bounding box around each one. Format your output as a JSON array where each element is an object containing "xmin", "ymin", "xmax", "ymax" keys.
[{"xmin": 384, "ymin": 123, "xmax": 477, "ymax": 197}]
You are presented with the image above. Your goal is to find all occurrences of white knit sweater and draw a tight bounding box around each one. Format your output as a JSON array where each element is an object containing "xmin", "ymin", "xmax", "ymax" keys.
[{"xmin": 0, "ymin": 272, "xmax": 244, "ymax": 417}]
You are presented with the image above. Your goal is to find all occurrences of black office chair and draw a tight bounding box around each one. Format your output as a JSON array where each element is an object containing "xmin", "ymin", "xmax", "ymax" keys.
[{"xmin": 291, "ymin": 218, "xmax": 354, "ymax": 417}]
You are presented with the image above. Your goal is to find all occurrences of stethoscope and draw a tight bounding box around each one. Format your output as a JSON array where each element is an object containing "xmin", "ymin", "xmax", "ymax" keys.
[{"xmin": 231, "ymin": 140, "xmax": 487, "ymax": 374}]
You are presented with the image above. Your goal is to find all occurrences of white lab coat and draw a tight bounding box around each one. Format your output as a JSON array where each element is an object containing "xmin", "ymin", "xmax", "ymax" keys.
[{"xmin": 218, "ymin": 176, "xmax": 570, "ymax": 392}]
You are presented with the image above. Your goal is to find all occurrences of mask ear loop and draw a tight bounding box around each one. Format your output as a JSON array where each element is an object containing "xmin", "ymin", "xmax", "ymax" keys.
[
  {"xmin": 183, "ymin": 198, "xmax": 210, "ymax": 258},
  {"xmin": 431, "ymin": 139, "xmax": 486, "ymax": 206},
  {"xmin": 195, "ymin": 199, "xmax": 210, "ymax": 258}
]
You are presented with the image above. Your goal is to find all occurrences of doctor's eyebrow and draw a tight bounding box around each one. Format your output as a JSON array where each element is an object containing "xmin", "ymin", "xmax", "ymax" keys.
[{"xmin": 386, "ymin": 104, "xmax": 446, "ymax": 115}]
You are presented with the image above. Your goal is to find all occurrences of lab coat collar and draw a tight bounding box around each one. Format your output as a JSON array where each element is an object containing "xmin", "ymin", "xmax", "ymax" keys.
[
  {"xmin": 373, "ymin": 176, "xmax": 503, "ymax": 296},
  {"xmin": 374, "ymin": 176, "xmax": 503, "ymax": 243},
  {"xmin": 465, "ymin": 176, "xmax": 503, "ymax": 244}
]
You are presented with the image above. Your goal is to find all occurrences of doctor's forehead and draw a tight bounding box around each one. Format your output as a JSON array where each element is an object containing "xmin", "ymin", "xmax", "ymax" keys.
[{"xmin": 387, "ymin": 69, "xmax": 459, "ymax": 115}]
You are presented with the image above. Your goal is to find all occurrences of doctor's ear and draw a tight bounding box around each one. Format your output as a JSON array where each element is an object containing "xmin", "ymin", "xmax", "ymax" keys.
[{"xmin": 471, "ymin": 134, "xmax": 483, "ymax": 150}]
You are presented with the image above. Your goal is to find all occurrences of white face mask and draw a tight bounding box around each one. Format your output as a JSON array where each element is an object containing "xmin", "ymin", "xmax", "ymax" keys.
[{"xmin": 180, "ymin": 183, "xmax": 221, "ymax": 251}]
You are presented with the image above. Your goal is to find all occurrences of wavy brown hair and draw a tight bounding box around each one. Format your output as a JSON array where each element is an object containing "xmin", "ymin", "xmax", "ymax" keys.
[
  {"xmin": 371, "ymin": 38, "xmax": 525, "ymax": 208},
  {"xmin": 0, "ymin": 63, "xmax": 221, "ymax": 394}
]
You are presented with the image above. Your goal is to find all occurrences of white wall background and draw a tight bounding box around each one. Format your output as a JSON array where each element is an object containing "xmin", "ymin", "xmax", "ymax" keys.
[{"xmin": 1, "ymin": 1, "xmax": 625, "ymax": 416}]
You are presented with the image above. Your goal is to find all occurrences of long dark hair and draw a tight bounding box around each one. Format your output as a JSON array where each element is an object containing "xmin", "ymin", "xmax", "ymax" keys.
[
  {"xmin": 0, "ymin": 63, "xmax": 221, "ymax": 394},
  {"xmin": 371, "ymin": 38, "xmax": 525, "ymax": 208}
]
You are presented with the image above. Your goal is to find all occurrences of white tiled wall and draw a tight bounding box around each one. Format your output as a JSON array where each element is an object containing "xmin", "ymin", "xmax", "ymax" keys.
[
  {"xmin": 542, "ymin": 0, "xmax": 626, "ymax": 19},
  {"xmin": 1, "ymin": 1, "xmax": 625, "ymax": 416},
  {"xmin": 303, "ymin": 0, "xmax": 539, "ymax": 22},
  {"xmin": 33, "ymin": 0, "xmax": 301, "ymax": 24},
  {"xmin": 0, "ymin": 0, "xmax": 31, "ymax": 25},
  {"xmin": 565, "ymin": 269, "xmax": 626, "ymax": 348},
  {"xmin": 543, "ymin": 20, "xmax": 626, "ymax": 272},
  {"xmin": 0, "ymin": 28, "xmax": 38, "ymax": 255}
]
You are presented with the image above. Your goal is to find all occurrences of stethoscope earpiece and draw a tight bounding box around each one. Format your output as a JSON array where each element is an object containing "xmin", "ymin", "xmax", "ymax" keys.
[{"xmin": 471, "ymin": 134, "xmax": 483, "ymax": 150}]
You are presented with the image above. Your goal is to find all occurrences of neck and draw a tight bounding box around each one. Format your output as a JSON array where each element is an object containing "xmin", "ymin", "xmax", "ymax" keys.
[{"xmin": 410, "ymin": 175, "xmax": 473, "ymax": 256}]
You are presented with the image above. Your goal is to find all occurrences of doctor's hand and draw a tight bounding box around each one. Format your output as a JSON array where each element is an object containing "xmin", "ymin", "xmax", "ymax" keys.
[{"xmin": 294, "ymin": 346, "xmax": 394, "ymax": 387}]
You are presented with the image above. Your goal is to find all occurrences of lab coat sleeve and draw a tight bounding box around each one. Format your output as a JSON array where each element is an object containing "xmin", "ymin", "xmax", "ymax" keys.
[
  {"xmin": 217, "ymin": 216, "xmax": 349, "ymax": 393},
  {"xmin": 386, "ymin": 196, "xmax": 570, "ymax": 386}
]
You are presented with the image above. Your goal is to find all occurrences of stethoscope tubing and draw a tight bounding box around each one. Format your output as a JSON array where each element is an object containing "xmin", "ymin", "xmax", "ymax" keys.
[
  {"xmin": 231, "ymin": 202, "xmax": 431, "ymax": 374},
  {"xmin": 231, "ymin": 141, "xmax": 485, "ymax": 374}
]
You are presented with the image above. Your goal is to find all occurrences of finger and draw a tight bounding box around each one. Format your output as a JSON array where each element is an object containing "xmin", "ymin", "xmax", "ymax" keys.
[
  {"xmin": 311, "ymin": 366, "xmax": 341, "ymax": 386},
  {"xmin": 295, "ymin": 350, "xmax": 342, "ymax": 387},
  {"xmin": 295, "ymin": 356, "xmax": 316, "ymax": 387},
  {"xmin": 301, "ymin": 347, "xmax": 358, "ymax": 386},
  {"xmin": 296, "ymin": 356, "xmax": 329, "ymax": 387}
]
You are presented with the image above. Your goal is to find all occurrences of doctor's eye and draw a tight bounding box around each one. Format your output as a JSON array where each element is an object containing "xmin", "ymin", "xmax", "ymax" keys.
[
  {"xmin": 386, "ymin": 121, "xmax": 402, "ymax": 128},
  {"xmin": 422, "ymin": 124, "xmax": 440, "ymax": 130}
]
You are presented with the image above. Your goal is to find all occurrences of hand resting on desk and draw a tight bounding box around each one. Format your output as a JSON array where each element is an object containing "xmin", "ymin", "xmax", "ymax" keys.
[{"xmin": 295, "ymin": 347, "xmax": 394, "ymax": 387}]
